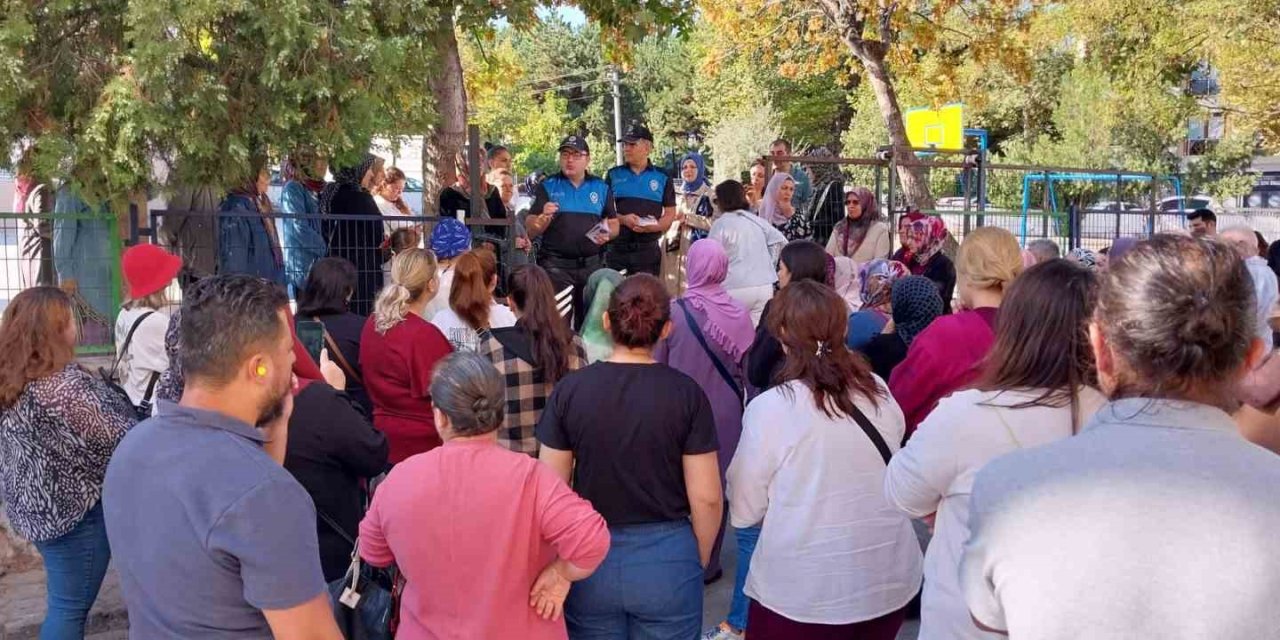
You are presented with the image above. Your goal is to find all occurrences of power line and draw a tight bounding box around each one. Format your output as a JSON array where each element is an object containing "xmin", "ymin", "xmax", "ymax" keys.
[
  {"xmin": 516, "ymin": 66, "xmax": 610, "ymax": 88},
  {"xmin": 529, "ymin": 76, "xmax": 610, "ymax": 95}
]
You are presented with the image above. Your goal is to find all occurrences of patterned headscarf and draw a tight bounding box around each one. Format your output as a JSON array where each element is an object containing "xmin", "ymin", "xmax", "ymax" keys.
[
  {"xmin": 759, "ymin": 173, "xmax": 795, "ymax": 227},
  {"xmin": 430, "ymin": 218, "xmax": 473, "ymax": 259},
  {"xmin": 282, "ymin": 152, "xmax": 326, "ymax": 193},
  {"xmin": 906, "ymin": 215, "xmax": 948, "ymax": 274},
  {"xmin": 319, "ymin": 153, "xmax": 377, "ymax": 216},
  {"xmin": 833, "ymin": 187, "xmax": 881, "ymax": 257},
  {"xmin": 891, "ymin": 275, "xmax": 944, "ymax": 346},
  {"xmin": 859, "ymin": 259, "xmax": 910, "ymax": 309},
  {"xmin": 1068, "ymin": 247, "xmax": 1099, "ymax": 270}
]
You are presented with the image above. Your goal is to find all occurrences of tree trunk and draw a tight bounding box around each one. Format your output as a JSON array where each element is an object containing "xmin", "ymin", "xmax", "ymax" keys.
[
  {"xmin": 851, "ymin": 45, "xmax": 934, "ymax": 210},
  {"xmin": 423, "ymin": 15, "xmax": 467, "ymax": 216}
]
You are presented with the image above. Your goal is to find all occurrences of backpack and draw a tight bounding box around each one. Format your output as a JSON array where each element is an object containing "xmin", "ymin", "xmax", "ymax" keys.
[{"xmin": 99, "ymin": 311, "xmax": 161, "ymax": 421}]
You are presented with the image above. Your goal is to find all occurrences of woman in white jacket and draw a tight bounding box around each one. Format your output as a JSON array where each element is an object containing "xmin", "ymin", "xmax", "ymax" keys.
[
  {"xmin": 884, "ymin": 259, "xmax": 1104, "ymax": 640},
  {"xmin": 709, "ymin": 180, "xmax": 787, "ymax": 324},
  {"xmin": 728, "ymin": 281, "xmax": 922, "ymax": 639}
]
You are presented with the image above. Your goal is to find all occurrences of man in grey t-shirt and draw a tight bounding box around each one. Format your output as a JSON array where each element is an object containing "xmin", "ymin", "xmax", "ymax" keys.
[
  {"xmin": 961, "ymin": 398, "xmax": 1280, "ymax": 639},
  {"xmin": 104, "ymin": 275, "xmax": 341, "ymax": 639}
]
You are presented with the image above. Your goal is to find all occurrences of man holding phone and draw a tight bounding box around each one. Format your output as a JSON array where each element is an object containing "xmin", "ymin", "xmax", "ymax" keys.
[
  {"xmin": 605, "ymin": 124, "xmax": 676, "ymax": 277},
  {"xmin": 526, "ymin": 134, "xmax": 618, "ymax": 328}
]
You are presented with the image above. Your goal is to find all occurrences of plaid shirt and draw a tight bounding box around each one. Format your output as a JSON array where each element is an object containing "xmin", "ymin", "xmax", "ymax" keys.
[{"xmin": 477, "ymin": 329, "xmax": 587, "ymax": 456}]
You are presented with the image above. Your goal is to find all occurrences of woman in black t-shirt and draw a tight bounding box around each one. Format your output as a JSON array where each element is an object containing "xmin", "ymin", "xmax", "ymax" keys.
[{"xmin": 537, "ymin": 274, "xmax": 723, "ymax": 639}]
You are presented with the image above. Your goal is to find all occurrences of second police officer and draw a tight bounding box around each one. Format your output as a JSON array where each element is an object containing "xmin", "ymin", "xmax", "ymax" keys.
[
  {"xmin": 525, "ymin": 134, "xmax": 618, "ymax": 328},
  {"xmin": 605, "ymin": 124, "xmax": 677, "ymax": 277}
]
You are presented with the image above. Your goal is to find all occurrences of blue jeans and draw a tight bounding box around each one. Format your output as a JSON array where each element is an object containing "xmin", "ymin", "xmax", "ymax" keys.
[
  {"xmin": 727, "ymin": 525, "xmax": 761, "ymax": 631},
  {"xmin": 566, "ymin": 520, "xmax": 703, "ymax": 639},
  {"xmin": 32, "ymin": 502, "xmax": 111, "ymax": 640}
]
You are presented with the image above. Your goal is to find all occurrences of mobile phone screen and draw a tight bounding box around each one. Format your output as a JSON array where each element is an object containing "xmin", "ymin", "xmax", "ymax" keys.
[{"xmin": 296, "ymin": 320, "xmax": 326, "ymax": 365}]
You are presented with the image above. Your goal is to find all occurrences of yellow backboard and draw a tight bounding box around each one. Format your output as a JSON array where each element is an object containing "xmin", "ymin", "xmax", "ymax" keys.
[{"xmin": 905, "ymin": 104, "xmax": 964, "ymax": 150}]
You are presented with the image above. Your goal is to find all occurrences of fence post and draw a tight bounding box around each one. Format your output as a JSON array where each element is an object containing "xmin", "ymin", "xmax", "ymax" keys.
[
  {"xmin": 885, "ymin": 151, "xmax": 897, "ymax": 254},
  {"xmin": 962, "ymin": 164, "xmax": 973, "ymax": 236},
  {"xmin": 1114, "ymin": 172, "xmax": 1123, "ymax": 238},
  {"xmin": 128, "ymin": 203, "xmax": 140, "ymax": 246}
]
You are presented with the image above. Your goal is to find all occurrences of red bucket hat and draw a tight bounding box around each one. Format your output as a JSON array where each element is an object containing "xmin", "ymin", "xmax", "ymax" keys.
[{"xmin": 122, "ymin": 244, "xmax": 183, "ymax": 300}]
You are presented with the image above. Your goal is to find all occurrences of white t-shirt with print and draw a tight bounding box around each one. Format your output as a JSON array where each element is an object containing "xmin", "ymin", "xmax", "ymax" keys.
[{"xmin": 431, "ymin": 303, "xmax": 517, "ymax": 352}]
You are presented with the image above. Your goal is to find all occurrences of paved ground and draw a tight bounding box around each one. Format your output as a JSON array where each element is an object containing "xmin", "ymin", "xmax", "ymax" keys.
[
  {"xmin": 0, "ymin": 565, "xmax": 126, "ymax": 640},
  {"xmin": 4, "ymin": 538, "xmax": 919, "ymax": 639}
]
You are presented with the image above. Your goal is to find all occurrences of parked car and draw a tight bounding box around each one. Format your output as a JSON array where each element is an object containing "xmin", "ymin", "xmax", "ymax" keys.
[{"xmin": 1158, "ymin": 195, "xmax": 1218, "ymax": 214}]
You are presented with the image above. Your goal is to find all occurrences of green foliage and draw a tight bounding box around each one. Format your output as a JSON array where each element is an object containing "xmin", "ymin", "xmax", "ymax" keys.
[{"xmin": 704, "ymin": 103, "xmax": 779, "ymax": 183}]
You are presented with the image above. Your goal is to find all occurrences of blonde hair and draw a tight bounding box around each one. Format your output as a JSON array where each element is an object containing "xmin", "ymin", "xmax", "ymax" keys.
[
  {"xmin": 374, "ymin": 248, "xmax": 438, "ymax": 333},
  {"xmin": 125, "ymin": 290, "xmax": 170, "ymax": 312},
  {"xmin": 956, "ymin": 227, "xmax": 1024, "ymax": 292}
]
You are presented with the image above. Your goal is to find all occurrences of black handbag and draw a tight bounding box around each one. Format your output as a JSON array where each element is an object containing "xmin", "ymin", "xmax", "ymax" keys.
[
  {"xmin": 319, "ymin": 509, "xmax": 400, "ymax": 640},
  {"xmin": 99, "ymin": 311, "xmax": 160, "ymax": 421}
]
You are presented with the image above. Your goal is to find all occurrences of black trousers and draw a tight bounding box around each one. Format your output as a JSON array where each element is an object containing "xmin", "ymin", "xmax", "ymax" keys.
[
  {"xmin": 538, "ymin": 253, "xmax": 605, "ymax": 330},
  {"xmin": 605, "ymin": 242, "xmax": 661, "ymax": 277}
]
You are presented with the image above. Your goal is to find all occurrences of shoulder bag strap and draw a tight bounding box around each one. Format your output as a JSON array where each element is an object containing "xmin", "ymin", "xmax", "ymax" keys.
[
  {"xmin": 848, "ymin": 403, "xmax": 893, "ymax": 465},
  {"xmin": 110, "ymin": 311, "xmax": 156, "ymax": 379},
  {"xmin": 314, "ymin": 317, "xmax": 364, "ymax": 387},
  {"xmin": 316, "ymin": 507, "xmax": 356, "ymax": 547},
  {"xmin": 676, "ymin": 299, "xmax": 745, "ymax": 406}
]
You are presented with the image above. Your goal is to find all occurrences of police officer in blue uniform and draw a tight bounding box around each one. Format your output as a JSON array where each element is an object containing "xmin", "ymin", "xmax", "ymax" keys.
[
  {"xmin": 525, "ymin": 134, "xmax": 618, "ymax": 328},
  {"xmin": 604, "ymin": 124, "xmax": 677, "ymax": 277}
]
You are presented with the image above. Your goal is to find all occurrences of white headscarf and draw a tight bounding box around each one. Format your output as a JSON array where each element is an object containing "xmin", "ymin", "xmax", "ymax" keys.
[{"xmin": 758, "ymin": 173, "xmax": 794, "ymax": 227}]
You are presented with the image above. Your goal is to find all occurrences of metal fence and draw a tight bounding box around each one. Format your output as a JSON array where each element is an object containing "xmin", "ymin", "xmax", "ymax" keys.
[
  {"xmin": 0, "ymin": 212, "xmax": 123, "ymax": 354},
  {"xmin": 776, "ymin": 152, "xmax": 1280, "ymax": 256},
  {"xmin": 135, "ymin": 208, "xmax": 518, "ymax": 317}
]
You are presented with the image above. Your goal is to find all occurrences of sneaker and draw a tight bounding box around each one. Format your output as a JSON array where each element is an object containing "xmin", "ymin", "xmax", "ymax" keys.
[{"xmin": 701, "ymin": 621, "xmax": 745, "ymax": 640}]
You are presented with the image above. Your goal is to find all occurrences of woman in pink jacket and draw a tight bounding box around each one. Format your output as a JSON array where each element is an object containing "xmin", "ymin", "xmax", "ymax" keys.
[{"xmin": 359, "ymin": 352, "xmax": 610, "ymax": 639}]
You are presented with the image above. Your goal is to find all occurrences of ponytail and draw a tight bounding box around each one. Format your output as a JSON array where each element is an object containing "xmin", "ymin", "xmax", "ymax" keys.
[
  {"xmin": 508, "ymin": 265, "xmax": 576, "ymax": 382},
  {"xmin": 374, "ymin": 248, "xmax": 437, "ymax": 333},
  {"xmin": 449, "ymin": 249, "xmax": 498, "ymax": 332},
  {"xmin": 768, "ymin": 281, "xmax": 883, "ymax": 418}
]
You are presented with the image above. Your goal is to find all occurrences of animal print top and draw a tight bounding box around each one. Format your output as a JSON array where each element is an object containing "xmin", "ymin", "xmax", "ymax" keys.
[
  {"xmin": 0, "ymin": 364, "xmax": 137, "ymax": 542},
  {"xmin": 155, "ymin": 308, "xmax": 185, "ymax": 403}
]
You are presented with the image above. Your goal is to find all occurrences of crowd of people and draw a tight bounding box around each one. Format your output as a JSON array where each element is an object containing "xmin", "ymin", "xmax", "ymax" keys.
[{"xmin": 3, "ymin": 126, "xmax": 1280, "ymax": 640}]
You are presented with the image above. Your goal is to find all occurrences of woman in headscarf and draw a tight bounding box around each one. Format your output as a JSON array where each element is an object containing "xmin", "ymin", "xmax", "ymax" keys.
[
  {"xmin": 846, "ymin": 259, "xmax": 910, "ymax": 351},
  {"xmin": 579, "ymin": 268, "xmax": 624, "ymax": 363},
  {"xmin": 1107, "ymin": 237, "xmax": 1138, "ymax": 264},
  {"xmin": 321, "ymin": 153, "xmax": 386, "ymax": 316},
  {"xmin": 903, "ymin": 215, "xmax": 956, "ymax": 313},
  {"xmin": 1068, "ymin": 247, "xmax": 1100, "ymax": 271},
  {"xmin": 279, "ymin": 150, "xmax": 330, "ymax": 296},
  {"xmin": 656, "ymin": 239, "xmax": 753, "ymax": 582},
  {"xmin": 661, "ymin": 152, "xmax": 714, "ymax": 296},
  {"xmin": 758, "ymin": 173, "xmax": 797, "ymax": 235},
  {"xmin": 423, "ymin": 218, "xmax": 474, "ymax": 321},
  {"xmin": 831, "ymin": 256, "xmax": 861, "ymax": 314},
  {"xmin": 859, "ymin": 275, "xmax": 944, "ymax": 381},
  {"xmin": 219, "ymin": 164, "xmax": 285, "ymax": 286},
  {"xmin": 827, "ymin": 187, "xmax": 890, "ymax": 262},
  {"xmin": 890, "ymin": 209, "xmax": 927, "ymax": 263}
]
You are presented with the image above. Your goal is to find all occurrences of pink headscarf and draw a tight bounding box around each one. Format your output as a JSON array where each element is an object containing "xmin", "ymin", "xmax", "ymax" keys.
[
  {"xmin": 758, "ymin": 173, "xmax": 795, "ymax": 227},
  {"xmin": 906, "ymin": 215, "xmax": 947, "ymax": 274},
  {"xmin": 682, "ymin": 239, "xmax": 756, "ymax": 362}
]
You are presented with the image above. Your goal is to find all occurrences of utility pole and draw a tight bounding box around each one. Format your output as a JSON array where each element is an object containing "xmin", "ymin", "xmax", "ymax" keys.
[{"xmin": 610, "ymin": 66, "xmax": 624, "ymax": 166}]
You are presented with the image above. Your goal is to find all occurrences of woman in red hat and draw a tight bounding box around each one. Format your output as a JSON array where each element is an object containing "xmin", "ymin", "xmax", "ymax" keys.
[{"xmin": 113, "ymin": 244, "xmax": 183, "ymax": 416}]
